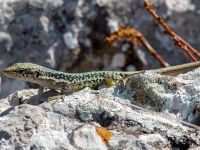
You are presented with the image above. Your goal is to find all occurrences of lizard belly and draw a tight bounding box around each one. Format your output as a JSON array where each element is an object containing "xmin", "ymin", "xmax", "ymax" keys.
[{"xmin": 70, "ymin": 81, "xmax": 101, "ymax": 91}]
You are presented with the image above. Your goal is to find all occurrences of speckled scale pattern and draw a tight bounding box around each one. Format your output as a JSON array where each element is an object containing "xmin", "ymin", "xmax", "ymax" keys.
[
  {"xmin": 42, "ymin": 70, "xmax": 134, "ymax": 90},
  {"xmin": 3, "ymin": 61, "xmax": 200, "ymax": 92},
  {"xmin": 4, "ymin": 63, "xmax": 138, "ymax": 91}
]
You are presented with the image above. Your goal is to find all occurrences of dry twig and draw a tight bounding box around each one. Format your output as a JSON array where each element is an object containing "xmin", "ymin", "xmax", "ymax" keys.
[
  {"xmin": 144, "ymin": 0, "xmax": 200, "ymax": 61},
  {"xmin": 106, "ymin": 26, "xmax": 169, "ymax": 67}
]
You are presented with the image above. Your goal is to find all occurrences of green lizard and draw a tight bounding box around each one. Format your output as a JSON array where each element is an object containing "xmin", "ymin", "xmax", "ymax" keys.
[
  {"xmin": 3, "ymin": 62, "xmax": 200, "ymax": 131},
  {"xmin": 2, "ymin": 61, "xmax": 200, "ymax": 94}
]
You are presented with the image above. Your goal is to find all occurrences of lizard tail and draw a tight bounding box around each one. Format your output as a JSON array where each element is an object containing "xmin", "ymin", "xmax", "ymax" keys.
[{"xmin": 153, "ymin": 61, "xmax": 200, "ymax": 76}]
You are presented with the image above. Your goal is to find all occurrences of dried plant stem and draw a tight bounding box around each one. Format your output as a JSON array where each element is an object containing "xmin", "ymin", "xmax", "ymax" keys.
[
  {"xmin": 106, "ymin": 26, "xmax": 169, "ymax": 67},
  {"xmin": 139, "ymin": 36, "xmax": 169, "ymax": 67},
  {"xmin": 144, "ymin": 0, "xmax": 200, "ymax": 61}
]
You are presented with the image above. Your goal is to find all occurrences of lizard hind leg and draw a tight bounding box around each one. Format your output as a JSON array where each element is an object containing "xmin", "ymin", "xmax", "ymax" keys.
[{"xmin": 104, "ymin": 76, "xmax": 127, "ymax": 89}]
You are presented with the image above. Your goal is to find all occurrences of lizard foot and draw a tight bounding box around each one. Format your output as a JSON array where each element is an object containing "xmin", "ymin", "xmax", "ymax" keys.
[{"xmin": 47, "ymin": 95, "xmax": 65, "ymax": 102}]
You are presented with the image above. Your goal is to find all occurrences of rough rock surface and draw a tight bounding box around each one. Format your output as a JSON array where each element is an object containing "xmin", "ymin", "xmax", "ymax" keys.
[
  {"xmin": 0, "ymin": 68, "xmax": 200, "ymax": 149},
  {"xmin": 1, "ymin": 0, "xmax": 200, "ymax": 97}
]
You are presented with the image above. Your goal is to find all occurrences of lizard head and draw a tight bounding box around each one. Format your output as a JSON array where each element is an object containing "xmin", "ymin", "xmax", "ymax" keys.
[{"xmin": 2, "ymin": 63, "xmax": 47, "ymax": 81}]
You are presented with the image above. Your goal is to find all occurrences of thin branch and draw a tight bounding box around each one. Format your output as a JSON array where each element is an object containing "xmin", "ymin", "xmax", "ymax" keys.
[
  {"xmin": 144, "ymin": 0, "xmax": 200, "ymax": 61},
  {"xmin": 106, "ymin": 26, "xmax": 169, "ymax": 67}
]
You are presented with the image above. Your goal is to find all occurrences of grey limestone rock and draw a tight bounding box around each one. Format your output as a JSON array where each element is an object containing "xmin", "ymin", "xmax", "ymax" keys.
[
  {"xmin": 1, "ymin": 68, "xmax": 200, "ymax": 149},
  {"xmin": 1, "ymin": 0, "xmax": 200, "ymax": 97}
]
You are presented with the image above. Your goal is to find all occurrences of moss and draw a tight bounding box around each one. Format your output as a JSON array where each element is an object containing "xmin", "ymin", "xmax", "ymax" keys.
[{"xmin": 128, "ymin": 74, "xmax": 166, "ymax": 112}]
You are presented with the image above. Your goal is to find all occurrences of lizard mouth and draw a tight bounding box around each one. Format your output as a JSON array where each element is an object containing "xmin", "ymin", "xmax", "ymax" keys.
[{"xmin": 1, "ymin": 68, "xmax": 17, "ymax": 78}]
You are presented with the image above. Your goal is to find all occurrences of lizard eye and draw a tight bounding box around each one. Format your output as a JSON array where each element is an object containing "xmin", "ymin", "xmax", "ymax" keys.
[
  {"xmin": 35, "ymin": 72, "xmax": 40, "ymax": 78},
  {"xmin": 19, "ymin": 69, "xmax": 24, "ymax": 74}
]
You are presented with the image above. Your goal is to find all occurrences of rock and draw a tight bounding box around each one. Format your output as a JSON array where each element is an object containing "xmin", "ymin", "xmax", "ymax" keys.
[
  {"xmin": 165, "ymin": 0, "xmax": 195, "ymax": 13},
  {"xmin": 29, "ymin": 0, "xmax": 64, "ymax": 10},
  {"xmin": 107, "ymin": 19, "xmax": 119, "ymax": 32},
  {"xmin": 63, "ymin": 32, "xmax": 79, "ymax": 50},
  {"xmin": 8, "ymin": 89, "xmax": 38, "ymax": 106},
  {"xmin": 126, "ymin": 65, "xmax": 136, "ymax": 71},
  {"xmin": 0, "ymin": 31, "xmax": 13, "ymax": 51},
  {"xmin": 127, "ymin": 67, "xmax": 200, "ymax": 123},
  {"xmin": 1, "ymin": 0, "xmax": 200, "ymax": 148},
  {"xmin": 1, "ymin": 0, "xmax": 200, "ymax": 97},
  {"xmin": 0, "ymin": 68, "xmax": 200, "ymax": 149},
  {"xmin": 137, "ymin": 134, "xmax": 170, "ymax": 149},
  {"xmin": 30, "ymin": 130, "xmax": 75, "ymax": 150},
  {"xmin": 111, "ymin": 52, "xmax": 126, "ymax": 69},
  {"xmin": 72, "ymin": 124, "xmax": 107, "ymax": 149}
]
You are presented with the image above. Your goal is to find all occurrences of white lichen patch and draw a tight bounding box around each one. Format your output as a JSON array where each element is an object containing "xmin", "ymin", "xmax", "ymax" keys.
[{"xmin": 69, "ymin": 87, "xmax": 130, "ymax": 121}]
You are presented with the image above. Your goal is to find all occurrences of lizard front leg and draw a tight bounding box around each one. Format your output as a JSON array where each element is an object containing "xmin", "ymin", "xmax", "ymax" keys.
[
  {"xmin": 47, "ymin": 85, "xmax": 73, "ymax": 101},
  {"xmin": 60, "ymin": 85, "xmax": 74, "ymax": 95},
  {"xmin": 38, "ymin": 86, "xmax": 45, "ymax": 94}
]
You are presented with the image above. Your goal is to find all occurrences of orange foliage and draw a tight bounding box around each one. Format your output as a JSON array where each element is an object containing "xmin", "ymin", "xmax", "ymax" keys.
[
  {"xmin": 105, "ymin": 26, "xmax": 142, "ymax": 46},
  {"xmin": 105, "ymin": 26, "xmax": 169, "ymax": 67}
]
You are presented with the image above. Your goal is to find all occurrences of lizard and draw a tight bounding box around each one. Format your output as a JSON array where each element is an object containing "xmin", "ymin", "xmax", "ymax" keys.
[
  {"xmin": 2, "ymin": 62, "xmax": 200, "ymax": 131},
  {"xmin": 2, "ymin": 61, "xmax": 200, "ymax": 95}
]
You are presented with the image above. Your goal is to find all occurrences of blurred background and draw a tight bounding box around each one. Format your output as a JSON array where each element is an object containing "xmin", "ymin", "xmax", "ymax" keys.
[{"xmin": 0, "ymin": 0, "xmax": 200, "ymax": 98}]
